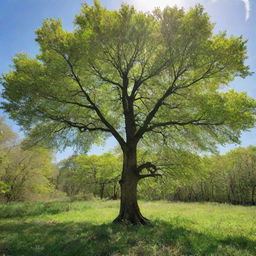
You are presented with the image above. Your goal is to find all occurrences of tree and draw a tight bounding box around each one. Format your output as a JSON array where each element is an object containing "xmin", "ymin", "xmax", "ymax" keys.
[
  {"xmin": 136, "ymin": 145, "xmax": 206, "ymax": 201},
  {"xmin": 57, "ymin": 153, "xmax": 120, "ymax": 199},
  {"xmin": 75, "ymin": 153, "xmax": 120, "ymax": 199},
  {"xmin": 1, "ymin": 1, "xmax": 256, "ymax": 223},
  {"xmin": 0, "ymin": 117, "xmax": 17, "ymax": 196},
  {"xmin": 0, "ymin": 118, "xmax": 56, "ymax": 202},
  {"xmin": 1, "ymin": 146, "xmax": 55, "ymax": 202},
  {"xmin": 168, "ymin": 146, "xmax": 256, "ymax": 205},
  {"xmin": 57, "ymin": 156, "xmax": 82, "ymax": 198},
  {"xmin": 222, "ymin": 146, "xmax": 256, "ymax": 205},
  {"xmin": 0, "ymin": 117, "xmax": 16, "ymax": 147}
]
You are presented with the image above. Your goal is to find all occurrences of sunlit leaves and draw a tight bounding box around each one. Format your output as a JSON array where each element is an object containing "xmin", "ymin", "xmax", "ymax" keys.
[{"xmin": 1, "ymin": 1, "xmax": 255, "ymax": 154}]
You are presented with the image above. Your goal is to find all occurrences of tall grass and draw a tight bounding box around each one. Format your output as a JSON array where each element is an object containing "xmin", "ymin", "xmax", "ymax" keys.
[{"xmin": 1, "ymin": 200, "xmax": 256, "ymax": 255}]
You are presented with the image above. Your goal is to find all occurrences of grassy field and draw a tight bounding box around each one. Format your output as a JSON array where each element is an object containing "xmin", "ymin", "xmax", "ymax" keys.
[{"xmin": 1, "ymin": 200, "xmax": 256, "ymax": 256}]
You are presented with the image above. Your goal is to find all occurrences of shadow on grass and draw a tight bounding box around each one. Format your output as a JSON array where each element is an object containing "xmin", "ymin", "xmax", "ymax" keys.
[{"xmin": 1, "ymin": 219, "xmax": 256, "ymax": 256}]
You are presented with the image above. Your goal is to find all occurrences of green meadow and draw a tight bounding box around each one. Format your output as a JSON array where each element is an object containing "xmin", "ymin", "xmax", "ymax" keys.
[{"xmin": 1, "ymin": 200, "xmax": 256, "ymax": 256}]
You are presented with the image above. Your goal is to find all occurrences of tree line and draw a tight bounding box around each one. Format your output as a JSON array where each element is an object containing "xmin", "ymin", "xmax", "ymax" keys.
[
  {"xmin": 1, "ymin": 118, "xmax": 256, "ymax": 205},
  {"xmin": 56, "ymin": 145, "xmax": 256, "ymax": 206},
  {"xmin": 170, "ymin": 147, "xmax": 256, "ymax": 205}
]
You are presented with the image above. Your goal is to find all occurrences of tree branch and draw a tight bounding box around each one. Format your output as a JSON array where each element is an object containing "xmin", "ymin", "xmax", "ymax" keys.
[
  {"xmin": 40, "ymin": 94, "xmax": 95, "ymax": 110},
  {"xmin": 146, "ymin": 119, "xmax": 225, "ymax": 132},
  {"xmin": 59, "ymin": 53, "xmax": 126, "ymax": 149},
  {"xmin": 130, "ymin": 58, "xmax": 171, "ymax": 97},
  {"xmin": 139, "ymin": 173, "xmax": 162, "ymax": 179},
  {"xmin": 135, "ymin": 69, "xmax": 186, "ymax": 140},
  {"xmin": 137, "ymin": 162, "xmax": 162, "ymax": 179},
  {"xmin": 90, "ymin": 64, "xmax": 123, "ymax": 89},
  {"xmin": 37, "ymin": 109, "xmax": 111, "ymax": 133},
  {"xmin": 135, "ymin": 60, "xmax": 226, "ymax": 140}
]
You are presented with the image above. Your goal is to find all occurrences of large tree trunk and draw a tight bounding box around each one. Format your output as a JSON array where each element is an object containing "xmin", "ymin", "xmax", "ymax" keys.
[
  {"xmin": 113, "ymin": 174, "xmax": 149, "ymax": 224},
  {"xmin": 113, "ymin": 145, "xmax": 149, "ymax": 225}
]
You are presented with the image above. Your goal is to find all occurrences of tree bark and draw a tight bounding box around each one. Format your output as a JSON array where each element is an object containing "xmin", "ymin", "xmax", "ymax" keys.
[
  {"xmin": 251, "ymin": 185, "xmax": 256, "ymax": 205},
  {"xmin": 112, "ymin": 183, "xmax": 118, "ymax": 200},
  {"xmin": 113, "ymin": 145, "xmax": 149, "ymax": 225},
  {"xmin": 100, "ymin": 183, "xmax": 105, "ymax": 200}
]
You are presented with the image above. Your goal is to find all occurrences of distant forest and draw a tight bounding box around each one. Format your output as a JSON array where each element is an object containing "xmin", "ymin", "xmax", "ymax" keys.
[{"xmin": 1, "ymin": 117, "xmax": 256, "ymax": 206}]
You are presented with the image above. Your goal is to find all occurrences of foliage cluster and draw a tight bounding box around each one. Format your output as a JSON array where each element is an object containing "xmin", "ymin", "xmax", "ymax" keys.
[
  {"xmin": 171, "ymin": 146, "xmax": 256, "ymax": 205},
  {"xmin": 0, "ymin": 118, "xmax": 58, "ymax": 202},
  {"xmin": 57, "ymin": 153, "xmax": 121, "ymax": 200}
]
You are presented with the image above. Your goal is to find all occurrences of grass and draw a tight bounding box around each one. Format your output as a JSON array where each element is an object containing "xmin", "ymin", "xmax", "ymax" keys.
[{"xmin": 1, "ymin": 200, "xmax": 256, "ymax": 255}]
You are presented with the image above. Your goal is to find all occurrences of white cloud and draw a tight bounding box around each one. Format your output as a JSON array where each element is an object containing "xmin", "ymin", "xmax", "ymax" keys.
[{"xmin": 241, "ymin": 0, "xmax": 250, "ymax": 21}]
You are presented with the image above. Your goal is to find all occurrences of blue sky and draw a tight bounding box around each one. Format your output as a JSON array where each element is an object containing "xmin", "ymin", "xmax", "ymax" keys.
[{"xmin": 0, "ymin": 0, "xmax": 255, "ymax": 160}]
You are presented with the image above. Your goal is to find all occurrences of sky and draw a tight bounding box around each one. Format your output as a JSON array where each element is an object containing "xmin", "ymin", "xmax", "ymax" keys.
[{"xmin": 0, "ymin": 0, "xmax": 255, "ymax": 161}]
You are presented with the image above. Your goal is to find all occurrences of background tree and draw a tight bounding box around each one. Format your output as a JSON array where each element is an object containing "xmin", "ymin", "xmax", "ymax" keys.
[
  {"xmin": 0, "ymin": 117, "xmax": 17, "ymax": 196},
  {"xmin": 57, "ymin": 153, "xmax": 120, "ymax": 199},
  {"xmin": 1, "ymin": 146, "xmax": 55, "ymax": 202},
  {"xmin": 0, "ymin": 117, "xmax": 16, "ymax": 147},
  {"xmin": 57, "ymin": 156, "xmax": 81, "ymax": 198},
  {"xmin": 137, "ymin": 146, "xmax": 204, "ymax": 200},
  {"xmin": 1, "ymin": 1, "xmax": 256, "ymax": 223},
  {"xmin": 0, "ymin": 118, "xmax": 56, "ymax": 202},
  {"xmin": 168, "ymin": 146, "xmax": 256, "ymax": 205}
]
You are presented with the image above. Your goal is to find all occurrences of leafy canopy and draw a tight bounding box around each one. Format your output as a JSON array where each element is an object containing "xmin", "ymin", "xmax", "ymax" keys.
[{"xmin": 1, "ymin": 1, "xmax": 255, "ymax": 153}]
